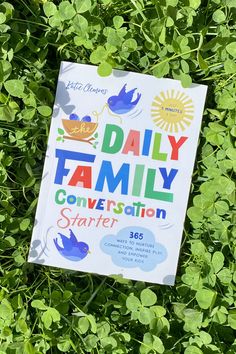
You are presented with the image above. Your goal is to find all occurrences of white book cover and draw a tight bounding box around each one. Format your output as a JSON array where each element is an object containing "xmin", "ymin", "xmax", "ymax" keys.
[{"xmin": 28, "ymin": 62, "xmax": 207, "ymax": 285}]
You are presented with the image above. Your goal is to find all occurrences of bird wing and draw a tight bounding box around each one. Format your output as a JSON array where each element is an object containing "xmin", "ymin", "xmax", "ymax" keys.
[
  {"xmin": 118, "ymin": 83, "xmax": 127, "ymax": 98},
  {"xmin": 58, "ymin": 232, "xmax": 73, "ymax": 251},
  {"xmin": 119, "ymin": 84, "xmax": 137, "ymax": 103},
  {"xmin": 124, "ymin": 88, "xmax": 138, "ymax": 103},
  {"xmin": 131, "ymin": 92, "xmax": 141, "ymax": 105},
  {"xmin": 69, "ymin": 229, "xmax": 79, "ymax": 246}
]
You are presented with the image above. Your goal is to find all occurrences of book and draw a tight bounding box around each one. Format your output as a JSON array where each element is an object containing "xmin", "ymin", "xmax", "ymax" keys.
[{"xmin": 28, "ymin": 62, "xmax": 207, "ymax": 285}]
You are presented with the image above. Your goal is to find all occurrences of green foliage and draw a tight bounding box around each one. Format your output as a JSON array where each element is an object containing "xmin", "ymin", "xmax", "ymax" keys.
[{"xmin": 0, "ymin": 0, "xmax": 235, "ymax": 353}]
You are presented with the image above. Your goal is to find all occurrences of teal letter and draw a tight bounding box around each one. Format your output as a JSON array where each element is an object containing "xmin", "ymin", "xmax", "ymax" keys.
[{"xmin": 132, "ymin": 164, "xmax": 144, "ymax": 197}]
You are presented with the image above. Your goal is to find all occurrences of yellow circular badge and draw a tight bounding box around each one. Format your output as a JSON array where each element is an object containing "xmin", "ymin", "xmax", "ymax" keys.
[{"xmin": 151, "ymin": 90, "xmax": 194, "ymax": 133}]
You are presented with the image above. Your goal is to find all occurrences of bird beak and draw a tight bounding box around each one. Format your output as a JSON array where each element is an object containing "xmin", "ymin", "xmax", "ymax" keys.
[{"xmin": 88, "ymin": 250, "xmax": 91, "ymax": 254}]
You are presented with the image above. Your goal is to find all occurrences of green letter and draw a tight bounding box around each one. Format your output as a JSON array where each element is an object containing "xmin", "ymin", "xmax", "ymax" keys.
[
  {"xmin": 101, "ymin": 124, "xmax": 124, "ymax": 154},
  {"xmin": 55, "ymin": 189, "xmax": 66, "ymax": 204},
  {"xmin": 152, "ymin": 133, "xmax": 168, "ymax": 161},
  {"xmin": 145, "ymin": 169, "xmax": 173, "ymax": 202}
]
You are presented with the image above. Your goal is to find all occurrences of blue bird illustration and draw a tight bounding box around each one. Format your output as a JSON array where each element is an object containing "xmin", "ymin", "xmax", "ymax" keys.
[
  {"xmin": 107, "ymin": 84, "xmax": 141, "ymax": 114},
  {"xmin": 53, "ymin": 229, "xmax": 90, "ymax": 261}
]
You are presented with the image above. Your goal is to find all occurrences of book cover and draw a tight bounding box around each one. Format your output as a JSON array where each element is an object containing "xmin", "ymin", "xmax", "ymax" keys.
[{"xmin": 28, "ymin": 62, "xmax": 207, "ymax": 285}]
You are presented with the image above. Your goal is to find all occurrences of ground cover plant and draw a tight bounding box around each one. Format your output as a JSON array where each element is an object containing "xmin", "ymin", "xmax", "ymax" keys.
[{"xmin": 0, "ymin": 0, "xmax": 236, "ymax": 353}]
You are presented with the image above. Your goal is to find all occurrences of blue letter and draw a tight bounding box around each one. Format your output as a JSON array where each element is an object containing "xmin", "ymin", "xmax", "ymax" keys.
[
  {"xmin": 54, "ymin": 149, "xmax": 95, "ymax": 185},
  {"xmin": 159, "ymin": 168, "xmax": 178, "ymax": 190},
  {"xmin": 142, "ymin": 129, "xmax": 152, "ymax": 156},
  {"xmin": 95, "ymin": 161, "xmax": 129, "ymax": 195},
  {"xmin": 96, "ymin": 199, "xmax": 105, "ymax": 210}
]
